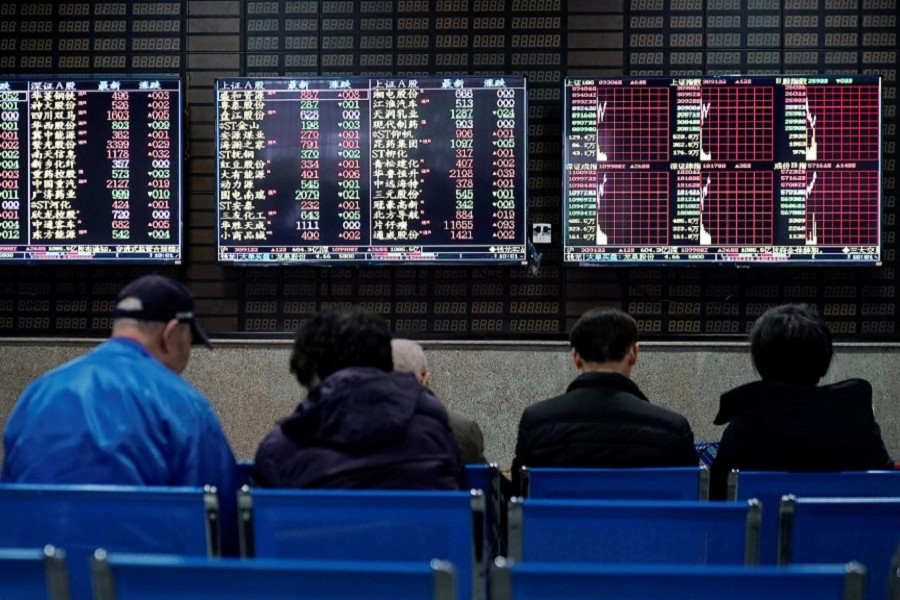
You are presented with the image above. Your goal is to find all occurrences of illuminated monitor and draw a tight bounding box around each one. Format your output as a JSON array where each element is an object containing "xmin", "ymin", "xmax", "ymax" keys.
[
  {"xmin": 216, "ymin": 76, "xmax": 528, "ymax": 264},
  {"xmin": 562, "ymin": 75, "xmax": 882, "ymax": 265},
  {"xmin": 0, "ymin": 76, "xmax": 183, "ymax": 263}
]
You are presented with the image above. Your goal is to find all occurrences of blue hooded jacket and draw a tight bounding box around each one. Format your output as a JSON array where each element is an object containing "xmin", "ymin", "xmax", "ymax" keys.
[{"xmin": 1, "ymin": 337, "xmax": 239, "ymax": 552}]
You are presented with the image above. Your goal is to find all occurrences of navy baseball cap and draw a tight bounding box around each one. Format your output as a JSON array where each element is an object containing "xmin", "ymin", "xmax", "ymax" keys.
[{"xmin": 112, "ymin": 275, "xmax": 212, "ymax": 348}]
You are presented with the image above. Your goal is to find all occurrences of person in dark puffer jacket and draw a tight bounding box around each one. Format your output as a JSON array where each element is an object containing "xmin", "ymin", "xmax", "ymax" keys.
[
  {"xmin": 252, "ymin": 307, "xmax": 464, "ymax": 490},
  {"xmin": 709, "ymin": 303, "xmax": 893, "ymax": 499},
  {"xmin": 512, "ymin": 307, "xmax": 698, "ymax": 493}
]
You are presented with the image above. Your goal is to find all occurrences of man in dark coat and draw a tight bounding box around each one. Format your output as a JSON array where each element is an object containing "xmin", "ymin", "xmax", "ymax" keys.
[
  {"xmin": 252, "ymin": 308, "xmax": 464, "ymax": 490},
  {"xmin": 710, "ymin": 303, "xmax": 893, "ymax": 499},
  {"xmin": 512, "ymin": 307, "xmax": 698, "ymax": 491}
]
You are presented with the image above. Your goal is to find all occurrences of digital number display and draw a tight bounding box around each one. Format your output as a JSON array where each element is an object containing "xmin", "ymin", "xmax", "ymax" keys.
[
  {"xmin": 216, "ymin": 76, "xmax": 528, "ymax": 264},
  {"xmin": 563, "ymin": 75, "xmax": 881, "ymax": 265},
  {"xmin": 0, "ymin": 77, "xmax": 182, "ymax": 262}
]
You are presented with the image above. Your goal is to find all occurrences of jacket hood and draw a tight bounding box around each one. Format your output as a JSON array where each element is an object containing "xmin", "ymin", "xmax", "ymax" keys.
[
  {"xmin": 280, "ymin": 367, "xmax": 426, "ymax": 450},
  {"xmin": 713, "ymin": 378, "xmax": 872, "ymax": 426}
]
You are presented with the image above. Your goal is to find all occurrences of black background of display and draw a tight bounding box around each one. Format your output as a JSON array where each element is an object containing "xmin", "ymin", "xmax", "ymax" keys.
[{"xmin": 0, "ymin": 1, "xmax": 896, "ymax": 340}]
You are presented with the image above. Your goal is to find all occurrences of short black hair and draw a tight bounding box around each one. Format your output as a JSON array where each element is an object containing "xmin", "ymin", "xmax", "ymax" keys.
[
  {"xmin": 289, "ymin": 307, "xmax": 393, "ymax": 387},
  {"xmin": 569, "ymin": 307, "xmax": 638, "ymax": 363},
  {"xmin": 750, "ymin": 303, "xmax": 832, "ymax": 386}
]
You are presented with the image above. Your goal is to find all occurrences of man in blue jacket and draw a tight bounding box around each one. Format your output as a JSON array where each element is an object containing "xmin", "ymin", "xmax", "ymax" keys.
[{"xmin": 1, "ymin": 275, "xmax": 238, "ymax": 550}]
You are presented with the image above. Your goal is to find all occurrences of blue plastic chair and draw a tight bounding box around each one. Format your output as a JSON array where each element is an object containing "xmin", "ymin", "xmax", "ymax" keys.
[
  {"xmin": 233, "ymin": 461, "xmax": 255, "ymax": 486},
  {"xmin": 490, "ymin": 559, "xmax": 865, "ymax": 600},
  {"xmin": 90, "ymin": 552, "xmax": 456, "ymax": 600},
  {"xmin": 239, "ymin": 487, "xmax": 484, "ymax": 600},
  {"xmin": 507, "ymin": 498, "xmax": 760, "ymax": 565},
  {"xmin": 779, "ymin": 496, "xmax": 900, "ymax": 600},
  {"xmin": 0, "ymin": 484, "xmax": 219, "ymax": 600},
  {"xmin": 729, "ymin": 470, "xmax": 900, "ymax": 563},
  {"xmin": 521, "ymin": 466, "xmax": 709, "ymax": 500},
  {"xmin": 0, "ymin": 545, "xmax": 70, "ymax": 600},
  {"xmin": 465, "ymin": 463, "xmax": 504, "ymax": 559}
]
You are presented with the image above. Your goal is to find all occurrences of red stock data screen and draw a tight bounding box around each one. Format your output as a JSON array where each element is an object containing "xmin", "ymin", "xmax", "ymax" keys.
[
  {"xmin": 0, "ymin": 77, "xmax": 182, "ymax": 263},
  {"xmin": 216, "ymin": 76, "xmax": 528, "ymax": 265},
  {"xmin": 563, "ymin": 75, "xmax": 882, "ymax": 265}
]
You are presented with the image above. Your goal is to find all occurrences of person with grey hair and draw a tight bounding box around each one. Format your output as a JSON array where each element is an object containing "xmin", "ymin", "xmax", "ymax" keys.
[{"xmin": 391, "ymin": 338, "xmax": 486, "ymax": 464}]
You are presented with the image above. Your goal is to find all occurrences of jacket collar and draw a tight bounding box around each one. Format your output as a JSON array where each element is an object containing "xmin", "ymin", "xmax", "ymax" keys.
[
  {"xmin": 714, "ymin": 378, "xmax": 872, "ymax": 425},
  {"xmin": 566, "ymin": 371, "xmax": 649, "ymax": 402}
]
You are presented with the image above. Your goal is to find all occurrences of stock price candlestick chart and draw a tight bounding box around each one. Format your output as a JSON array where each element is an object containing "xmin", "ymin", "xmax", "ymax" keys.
[
  {"xmin": 563, "ymin": 75, "xmax": 882, "ymax": 265},
  {"xmin": 0, "ymin": 78, "xmax": 182, "ymax": 263},
  {"xmin": 216, "ymin": 76, "xmax": 528, "ymax": 265}
]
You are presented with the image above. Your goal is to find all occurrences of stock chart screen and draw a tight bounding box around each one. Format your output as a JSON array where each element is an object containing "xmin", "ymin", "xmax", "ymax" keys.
[
  {"xmin": 0, "ymin": 77, "xmax": 182, "ymax": 263},
  {"xmin": 563, "ymin": 75, "xmax": 881, "ymax": 265},
  {"xmin": 216, "ymin": 76, "xmax": 528, "ymax": 265}
]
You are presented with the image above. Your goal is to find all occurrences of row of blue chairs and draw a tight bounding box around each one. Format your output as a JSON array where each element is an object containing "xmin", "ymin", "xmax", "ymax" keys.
[
  {"xmin": 1, "ymin": 548, "xmax": 871, "ymax": 600},
  {"xmin": 0, "ymin": 485, "xmax": 485, "ymax": 600},
  {"xmin": 0, "ymin": 484, "xmax": 221, "ymax": 600},
  {"xmin": 4, "ymin": 467, "xmax": 900, "ymax": 599}
]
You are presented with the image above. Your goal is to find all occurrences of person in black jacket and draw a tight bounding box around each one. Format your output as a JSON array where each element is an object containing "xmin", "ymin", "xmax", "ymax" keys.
[
  {"xmin": 512, "ymin": 307, "xmax": 698, "ymax": 491},
  {"xmin": 252, "ymin": 307, "xmax": 464, "ymax": 490},
  {"xmin": 709, "ymin": 303, "xmax": 894, "ymax": 499}
]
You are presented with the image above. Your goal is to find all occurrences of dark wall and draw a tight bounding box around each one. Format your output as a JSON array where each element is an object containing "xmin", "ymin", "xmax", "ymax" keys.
[{"xmin": 0, "ymin": 0, "xmax": 896, "ymax": 340}]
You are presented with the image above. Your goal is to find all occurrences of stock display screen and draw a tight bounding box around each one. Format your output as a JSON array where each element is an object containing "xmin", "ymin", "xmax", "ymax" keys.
[
  {"xmin": 563, "ymin": 75, "xmax": 881, "ymax": 265},
  {"xmin": 216, "ymin": 76, "xmax": 528, "ymax": 264},
  {"xmin": 0, "ymin": 77, "xmax": 182, "ymax": 263}
]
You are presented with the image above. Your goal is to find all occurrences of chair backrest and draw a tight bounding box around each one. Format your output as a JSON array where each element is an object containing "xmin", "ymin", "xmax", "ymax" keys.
[
  {"xmin": 779, "ymin": 496, "xmax": 900, "ymax": 600},
  {"xmin": 490, "ymin": 559, "xmax": 865, "ymax": 600},
  {"xmin": 239, "ymin": 487, "xmax": 484, "ymax": 600},
  {"xmin": 90, "ymin": 552, "xmax": 456, "ymax": 600},
  {"xmin": 0, "ymin": 545, "xmax": 70, "ymax": 600},
  {"xmin": 0, "ymin": 483, "xmax": 219, "ymax": 600},
  {"xmin": 729, "ymin": 470, "xmax": 900, "ymax": 563},
  {"xmin": 507, "ymin": 498, "xmax": 760, "ymax": 565},
  {"xmin": 233, "ymin": 461, "xmax": 255, "ymax": 487},
  {"xmin": 521, "ymin": 466, "xmax": 709, "ymax": 500},
  {"xmin": 465, "ymin": 463, "xmax": 504, "ymax": 559}
]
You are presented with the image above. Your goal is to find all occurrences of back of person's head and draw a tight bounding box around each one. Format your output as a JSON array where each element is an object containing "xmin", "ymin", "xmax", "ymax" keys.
[
  {"xmin": 569, "ymin": 307, "xmax": 638, "ymax": 364},
  {"xmin": 750, "ymin": 303, "xmax": 832, "ymax": 386},
  {"xmin": 111, "ymin": 274, "xmax": 211, "ymax": 373},
  {"xmin": 112, "ymin": 274, "xmax": 211, "ymax": 347},
  {"xmin": 391, "ymin": 338, "xmax": 429, "ymax": 386},
  {"xmin": 290, "ymin": 307, "xmax": 393, "ymax": 388}
]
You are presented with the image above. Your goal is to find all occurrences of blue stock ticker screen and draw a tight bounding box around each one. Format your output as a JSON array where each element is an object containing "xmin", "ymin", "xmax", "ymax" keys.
[
  {"xmin": 215, "ymin": 76, "xmax": 528, "ymax": 265},
  {"xmin": 0, "ymin": 77, "xmax": 182, "ymax": 263},
  {"xmin": 563, "ymin": 75, "xmax": 882, "ymax": 265}
]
